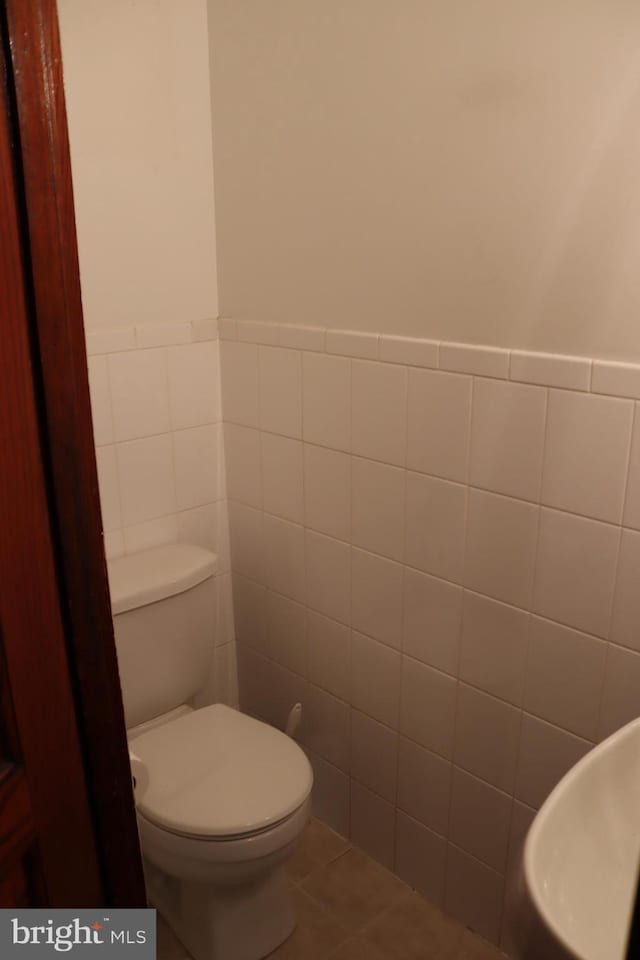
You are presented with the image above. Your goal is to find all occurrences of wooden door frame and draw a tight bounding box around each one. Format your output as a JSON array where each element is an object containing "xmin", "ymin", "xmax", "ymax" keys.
[{"xmin": 1, "ymin": 0, "xmax": 145, "ymax": 905}]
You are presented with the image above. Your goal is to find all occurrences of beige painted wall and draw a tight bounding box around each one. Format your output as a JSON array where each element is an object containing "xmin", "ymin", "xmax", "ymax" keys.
[
  {"xmin": 59, "ymin": 0, "xmax": 218, "ymax": 330},
  {"xmin": 209, "ymin": 0, "xmax": 640, "ymax": 360}
]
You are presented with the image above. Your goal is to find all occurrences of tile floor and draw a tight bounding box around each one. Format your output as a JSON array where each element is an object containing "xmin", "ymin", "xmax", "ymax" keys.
[{"xmin": 157, "ymin": 818, "xmax": 504, "ymax": 960}]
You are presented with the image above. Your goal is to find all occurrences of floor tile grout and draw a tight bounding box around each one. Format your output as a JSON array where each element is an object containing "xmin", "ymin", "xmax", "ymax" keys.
[{"xmin": 158, "ymin": 817, "xmax": 505, "ymax": 960}]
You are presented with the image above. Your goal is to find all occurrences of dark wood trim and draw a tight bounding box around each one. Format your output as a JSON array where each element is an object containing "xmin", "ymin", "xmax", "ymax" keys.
[
  {"xmin": 2, "ymin": 0, "xmax": 145, "ymax": 905},
  {"xmin": 0, "ymin": 37, "xmax": 102, "ymax": 902},
  {"xmin": 0, "ymin": 766, "xmax": 34, "ymax": 868}
]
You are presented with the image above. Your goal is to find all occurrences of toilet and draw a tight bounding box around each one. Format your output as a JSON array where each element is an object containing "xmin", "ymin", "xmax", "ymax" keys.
[{"xmin": 107, "ymin": 542, "xmax": 313, "ymax": 960}]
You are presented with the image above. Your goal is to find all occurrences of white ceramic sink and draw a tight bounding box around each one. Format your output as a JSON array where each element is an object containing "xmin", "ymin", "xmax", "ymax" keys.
[{"xmin": 522, "ymin": 716, "xmax": 640, "ymax": 960}]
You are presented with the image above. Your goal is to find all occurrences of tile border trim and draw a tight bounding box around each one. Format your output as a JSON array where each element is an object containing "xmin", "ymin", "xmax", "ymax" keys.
[
  {"xmin": 86, "ymin": 317, "xmax": 219, "ymax": 355},
  {"xmin": 89, "ymin": 316, "xmax": 640, "ymax": 401}
]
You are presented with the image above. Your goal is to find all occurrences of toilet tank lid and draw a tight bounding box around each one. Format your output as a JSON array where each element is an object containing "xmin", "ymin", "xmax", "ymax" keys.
[{"xmin": 108, "ymin": 544, "xmax": 217, "ymax": 615}]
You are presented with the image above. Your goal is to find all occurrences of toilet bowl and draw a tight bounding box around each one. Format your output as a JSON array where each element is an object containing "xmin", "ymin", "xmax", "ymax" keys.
[{"xmin": 108, "ymin": 544, "xmax": 313, "ymax": 960}]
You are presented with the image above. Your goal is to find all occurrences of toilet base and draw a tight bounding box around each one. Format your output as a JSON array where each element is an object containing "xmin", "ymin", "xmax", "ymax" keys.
[{"xmin": 146, "ymin": 857, "xmax": 296, "ymax": 960}]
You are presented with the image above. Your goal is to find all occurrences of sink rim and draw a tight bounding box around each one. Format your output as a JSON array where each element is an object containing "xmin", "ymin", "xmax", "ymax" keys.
[{"xmin": 523, "ymin": 715, "xmax": 640, "ymax": 960}]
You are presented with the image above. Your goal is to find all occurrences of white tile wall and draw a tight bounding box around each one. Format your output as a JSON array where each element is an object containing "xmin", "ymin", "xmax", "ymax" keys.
[
  {"xmin": 223, "ymin": 319, "xmax": 640, "ymax": 950},
  {"xmin": 470, "ymin": 379, "xmax": 546, "ymax": 502},
  {"xmin": 258, "ymin": 346, "xmax": 302, "ymax": 438},
  {"xmin": 397, "ymin": 736, "xmax": 451, "ymax": 837},
  {"xmin": 109, "ymin": 348, "xmax": 170, "ymax": 441},
  {"xmin": 402, "ymin": 568, "xmax": 462, "ymax": 676},
  {"xmin": 541, "ymin": 391, "xmax": 633, "ymax": 523},
  {"xmin": 86, "ymin": 320, "xmax": 237, "ymax": 709},
  {"xmin": 352, "ymin": 457, "xmax": 405, "ymax": 561},
  {"xmin": 395, "ymin": 812, "xmax": 447, "ymax": 904},
  {"xmin": 405, "ymin": 472, "xmax": 467, "ymax": 582},
  {"xmin": 400, "ymin": 657, "xmax": 457, "ymax": 758},
  {"xmin": 351, "ymin": 548, "xmax": 403, "ymax": 650},
  {"xmin": 351, "ymin": 360, "xmax": 407, "ymax": 467},
  {"xmin": 406, "ymin": 369, "xmax": 471, "ymax": 483}
]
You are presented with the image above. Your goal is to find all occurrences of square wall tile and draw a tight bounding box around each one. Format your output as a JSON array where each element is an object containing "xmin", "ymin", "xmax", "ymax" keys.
[
  {"xmin": 123, "ymin": 515, "xmax": 177, "ymax": 554},
  {"xmin": 116, "ymin": 434, "xmax": 176, "ymax": 526},
  {"xmin": 624, "ymin": 406, "xmax": 640, "ymax": 530},
  {"xmin": 228, "ymin": 501, "xmax": 264, "ymax": 583},
  {"xmin": 215, "ymin": 573, "xmax": 235, "ymax": 647},
  {"xmin": 507, "ymin": 801, "xmax": 536, "ymax": 878},
  {"xmin": 515, "ymin": 714, "xmax": 591, "ymax": 809},
  {"xmin": 220, "ymin": 340, "xmax": 259, "ymax": 427},
  {"xmin": 541, "ymin": 391, "xmax": 633, "ymax": 523},
  {"xmin": 464, "ymin": 489, "xmax": 538, "ymax": 609},
  {"xmin": 351, "ymin": 631, "xmax": 401, "ymax": 728},
  {"xmin": 259, "ymin": 346, "xmax": 302, "ymax": 438},
  {"xmin": 352, "ymin": 457, "xmax": 405, "ymax": 562},
  {"xmin": 306, "ymin": 610, "xmax": 350, "ymax": 701},
  {"xmin": 108, "ymin": 348, "xmax": 170, "ymax": 442},
  {"xmin": 302, "ymin": 353, "xmax": 350, "ymax": 452},
  {"xmin": 449, "ymin": 769, "xmax": 512, "ymax": 873},
  {"xmin": 303, "ymin": 445, "xmax": 351, "ymax": 541},
  {"xmin": 305, "ymin": 530, "xmax": 350, "ymax": 624},
  {"xmin": 405, "ymin": 472, "xmax": 467, "ymax": 583},
  {"xmin": 263, "ymin": 514, "xmax": 306, "ymax": 603},
  {"xmin": 173, "ymin": 424, "xmax": 220, "ymax": 510},
  {"xmin": 611, "ymin": 529, "xmax": 640, "ymax": 653},
  {"xmin": 261, "ymin": 433, "xmax": 304, "ymax": 523},
  {"xmin": 177, "ymin": 502, "xmax": 222, "ymax": 556},
  {"xmin": 524, "ymin": 617, "xmax": 607, "ymax": 739},
  {"xmin": 350, "ymin": 781, "xmax": 396, "ymax": 871},
  {"xmin": 265, "ymin": 591, "xmax": 307, "ymax": 675},
  {"xmin": 167, "ymin": 341, "xmax": 220, "ymax": 429},
  {"xmin": 400, "ymin": 657, "xmax": 457, "ymax": 758},
  {"xmin": 300, "ymin": 684, "xmax": 350, "ymax": 771},
  {"xmin": 307, "ymin": 749, "xmax": 350, "ymax": 837},
  {"xmin": 351, "ymin": 549, "xmax": 403, "ymax": 650},
  {"xmin": 87, "ymin": 355, "xmax": 113, "ymax": 446},
  {"xmin": 459, "ymin": 592, "xmax": 529, "ymax": 705},
  {"xmin": 501, "ymin": 802, "xmax": 537, "ymax": 955},
  {"xmin": 232, "ymin": 574, "xmax": 267, "ymax": 652},
  {"xmin": 395, "ymin": 813, "xmax": 447, "ymax": 906},
  {"xmin": 406, "ymin": 369, "xmax": 471, "ymax": 483},
  {"xmin": 454, "ymin": 684, "xmax": 520, "ymax": 793},
  {"xmin": 351, "ymin": 710, "xmax": 398, "ymax": 802},
  {"xmin": 397, "ymin": 736, "xmax": 451, "ymax": 836},
  {"xmin": 212, "ymin": 641, "xmax": 238, "ymax": 707},
  {"xmin": 470, "ymin": 378, "xmax": 546, "ymax": 502},
  {"xmin": 445, "ymin": 845, "xmax": 504, "ymax": 945},
  {"xmin": 598, "ymin": 644, "xmax": 640, "ymax": 739},
  {"xmin": 95, "ymin": 446, "xmax": 121, "ymax": 532},
  {"xmin": 236, "ymin": 644, "xmax": 270, "ymax": 720},
  {"xmin": 260, "ymin": 659, "xmax": 306, "ymax": 731},
  {"xmin": 533, "ymin": 508, "xmax": 620, "ymax": 638},
  {"xmin": 351, "ymin": 360, "xmax": 407, "ymax": 467},
  {"xmin": 402, "ymin": 568, "xmax": 462, "ymax": 676},
  {"xmin": 223, "ymin": 423, "xmax": 262, "ymax": 508}
]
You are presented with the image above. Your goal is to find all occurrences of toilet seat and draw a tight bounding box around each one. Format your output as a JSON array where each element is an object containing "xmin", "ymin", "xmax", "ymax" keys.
[
  {"xmin": 137, "ymin": 793, "xmax": 312, "ymax": 880},
  {"xmin": 132, "ymin": 703, "xmax": 313, "ymax": 840}
]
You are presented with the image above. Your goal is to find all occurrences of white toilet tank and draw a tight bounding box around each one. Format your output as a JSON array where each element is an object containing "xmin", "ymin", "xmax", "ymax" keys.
[{"xmin": 107, "ymin": 543, "xmax": 217, "ymax": 730}]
